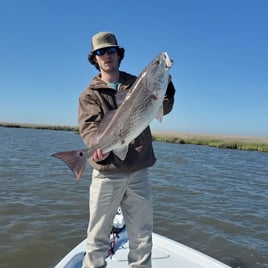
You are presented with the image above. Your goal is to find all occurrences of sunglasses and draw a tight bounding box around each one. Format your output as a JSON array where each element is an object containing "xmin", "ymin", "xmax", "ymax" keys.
[{"xmin": 94, "ymin": 47, "xmax": 117, "ymax": 56}]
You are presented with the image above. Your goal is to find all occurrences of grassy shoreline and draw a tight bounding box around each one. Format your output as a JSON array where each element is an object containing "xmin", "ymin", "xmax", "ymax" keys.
[
  {"xmin": 0, "ymin": 122, "xmax": 78, "ymax": 132},
  {"xmin": 1, "ymin": 122, "xmax": 268, "ymax": 152},
  {"xmin": 152, "ymin": 131, "xmax": 268, "ymax": 153}
]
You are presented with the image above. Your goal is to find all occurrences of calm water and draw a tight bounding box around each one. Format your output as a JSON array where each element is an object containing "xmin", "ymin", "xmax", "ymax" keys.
[{"xmin": 0, "ymin": 127, "xmax": 267, "ymax": 268}]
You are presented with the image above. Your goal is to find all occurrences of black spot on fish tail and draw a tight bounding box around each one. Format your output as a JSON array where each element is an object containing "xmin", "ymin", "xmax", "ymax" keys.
[{"xmin": 51, "ymin": 149, "xmax": 88, "ymax": 182}]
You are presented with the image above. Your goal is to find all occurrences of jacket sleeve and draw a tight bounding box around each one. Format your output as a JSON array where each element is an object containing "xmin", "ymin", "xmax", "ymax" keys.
[
  {"xmin": 163, "ymin": 81, "xmax": 175, "ymax": 115},
  {"xmin": 78, "ymin": 89, "xmax": 103, "ymax": 147}
]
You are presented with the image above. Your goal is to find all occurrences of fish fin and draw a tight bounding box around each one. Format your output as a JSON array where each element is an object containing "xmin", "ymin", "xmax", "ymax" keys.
[
  {"xmin": 155, "ymin": 105, "xmax": 164, "ymax": 122},
  {"xmin": 51, "ymin": 149, "xmax": 87, "ymax": 182},
  {"xmin": 113, "ymin": 145, "xmax": 129, "ymax": 160}
]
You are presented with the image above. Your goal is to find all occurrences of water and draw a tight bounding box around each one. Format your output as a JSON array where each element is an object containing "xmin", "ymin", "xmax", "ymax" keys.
[{"xmin": 0, "ymin": 127, "xmax": 267, "ymax": 268}]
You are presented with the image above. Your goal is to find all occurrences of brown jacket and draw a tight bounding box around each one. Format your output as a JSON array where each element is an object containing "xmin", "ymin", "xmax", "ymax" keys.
[{"xmin": 78, "ymin": 71, "xmax": 175, "ymax": 173}]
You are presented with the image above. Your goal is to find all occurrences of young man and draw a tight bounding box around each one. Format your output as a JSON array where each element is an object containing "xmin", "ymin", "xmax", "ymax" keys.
[{"xmin": 79, "ymin": 31, "xmax": 175, "ymax": 268}]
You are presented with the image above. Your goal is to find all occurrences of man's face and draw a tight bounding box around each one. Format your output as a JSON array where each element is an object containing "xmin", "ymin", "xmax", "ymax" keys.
[{"xmin": 94, "ymin": 47, "xmax": 120, "ymax": 73}]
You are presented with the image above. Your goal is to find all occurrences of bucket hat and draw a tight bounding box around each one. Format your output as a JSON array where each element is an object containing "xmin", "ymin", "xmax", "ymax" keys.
[{"xmin": 91, "ymin": 32, "xmax": 119, "ymax": 52}]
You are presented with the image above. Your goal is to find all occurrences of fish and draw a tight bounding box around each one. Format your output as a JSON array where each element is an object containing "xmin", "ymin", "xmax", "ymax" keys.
[{"xmin": 52, "ymin": 52, "xmax": 173, "ymax": 182}]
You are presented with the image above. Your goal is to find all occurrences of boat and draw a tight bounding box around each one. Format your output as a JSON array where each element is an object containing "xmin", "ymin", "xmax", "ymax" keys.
[
  {"xmin": 55, "ymin": 228, "xmax": 230, "ymax": 268},
  {"xmin": 55, "ymin": 208, "xmax": 230, "ymax": 268}
]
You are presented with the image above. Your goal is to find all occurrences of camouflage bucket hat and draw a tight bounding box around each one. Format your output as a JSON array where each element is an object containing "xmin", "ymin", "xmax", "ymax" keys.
[{"xmin": 91, "ymin": 32, "xmax": 119, "ymax": 52}]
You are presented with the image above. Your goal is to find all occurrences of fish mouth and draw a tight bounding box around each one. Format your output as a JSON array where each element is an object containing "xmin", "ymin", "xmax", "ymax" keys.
[{"xmin": 163, "ymin": 52, "xmax": 173, "ymax": 68}]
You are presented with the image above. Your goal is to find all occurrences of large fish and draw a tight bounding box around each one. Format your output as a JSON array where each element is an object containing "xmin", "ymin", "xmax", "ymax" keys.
[{"xmin": 52, "ymin": 52, "xmax": 173, "ymax": 182}]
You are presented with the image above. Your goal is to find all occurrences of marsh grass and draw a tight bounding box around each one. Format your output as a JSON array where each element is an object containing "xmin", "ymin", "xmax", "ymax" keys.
[
  {"xmin": 0, "ymin": 122, "xmax": 78, "ymax": 132},
  {"xmin": 152, "ymin": 131, "xmax": 268, "ymax": 152},
  {"xmin": 1, "ymin": 122, "xmax": 267, "ymax": 152}
]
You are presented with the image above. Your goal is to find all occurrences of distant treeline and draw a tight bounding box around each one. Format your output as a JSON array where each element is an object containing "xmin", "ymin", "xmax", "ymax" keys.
[{"xmin": 1, "ymin": 122, "xmax": 267, "ymax": 152}]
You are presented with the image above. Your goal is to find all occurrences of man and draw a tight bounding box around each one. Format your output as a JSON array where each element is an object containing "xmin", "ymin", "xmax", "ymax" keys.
[{"xmin": 78, "ymin": 31, "xmax": 175, "ymax": 268}]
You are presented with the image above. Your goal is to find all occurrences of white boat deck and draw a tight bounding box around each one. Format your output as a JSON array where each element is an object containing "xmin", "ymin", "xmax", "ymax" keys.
[{"xmin": 55, "ymin": 230, "xmax": 231, "ymax": 268}]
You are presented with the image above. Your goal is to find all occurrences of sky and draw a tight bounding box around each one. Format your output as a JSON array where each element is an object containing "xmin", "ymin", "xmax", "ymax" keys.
[{"xmin": 0, "ymin": 0, "xmax": 267, "ymax": 137}]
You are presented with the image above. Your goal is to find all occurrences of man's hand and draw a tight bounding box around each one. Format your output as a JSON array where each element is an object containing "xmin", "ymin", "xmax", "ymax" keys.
[{"xmin": 93, "ymin": 149, "xmax": 110, "ymax": 162}]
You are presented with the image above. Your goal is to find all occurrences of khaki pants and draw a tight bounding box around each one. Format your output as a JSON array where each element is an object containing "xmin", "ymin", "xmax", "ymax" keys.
[{"xmin": 82, "ymin": 168, "xmax": 153, "ymax": 268}]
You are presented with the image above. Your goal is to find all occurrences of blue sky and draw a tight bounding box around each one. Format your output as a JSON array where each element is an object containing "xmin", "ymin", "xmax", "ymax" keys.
[{"xmin": 0, "ymin": 0, "xmax": 267, "ymax": 137}]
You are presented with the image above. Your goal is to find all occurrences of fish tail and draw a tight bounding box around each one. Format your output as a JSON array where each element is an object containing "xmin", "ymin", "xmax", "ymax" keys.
[{"xmin": 52, "ymin": 149, "xmax": 87, "ymax": 182}]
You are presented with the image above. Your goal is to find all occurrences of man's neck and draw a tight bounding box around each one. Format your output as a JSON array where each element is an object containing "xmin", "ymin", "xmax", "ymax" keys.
[{"xmin": 100, "ymin": 71, "xmax": 120, "ymax": 84}]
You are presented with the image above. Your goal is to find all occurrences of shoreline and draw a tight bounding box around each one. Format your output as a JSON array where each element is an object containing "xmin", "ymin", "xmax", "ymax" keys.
[
  {"xmin": 1, "ymin": 122, "xmax": 267, "ymax": 152},
  {"xmin": 152, "ymin": 131, "xmax": 268, "ymax": 153},
  {"xmin": 0, "ymin": 122, "xmax": 78, "ymax": 132}
]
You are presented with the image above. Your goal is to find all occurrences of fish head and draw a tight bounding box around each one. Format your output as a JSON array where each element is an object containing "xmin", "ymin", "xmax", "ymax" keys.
[
  {"xmin": 143, "ymin": 52, "xmax": 173, "ymax": 94},
  {"xmin": 148, "ymin": 52, "xmax": 173, "ymax": 74}
]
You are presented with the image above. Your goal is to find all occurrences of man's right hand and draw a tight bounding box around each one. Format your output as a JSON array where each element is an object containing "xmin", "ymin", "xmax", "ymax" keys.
[{"xmin": 93, "ymin": 149, "xmax": 110, "ymax": 162}]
